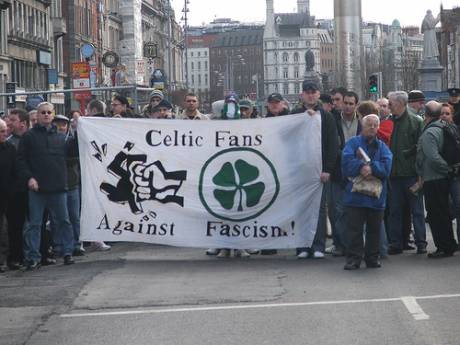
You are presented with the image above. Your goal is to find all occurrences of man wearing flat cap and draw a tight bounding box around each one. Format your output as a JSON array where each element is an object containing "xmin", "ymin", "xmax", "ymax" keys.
[
  {"xmin": 447, "ymin": 88, "xmax": 460, "ymax": 125},
  {"xmin": 291, "ymin": 80, "xmax": 339, "ymax": 259},
  {"xmin": 408, "ymin": 90, "xmax": 426, "ymax": 117}
]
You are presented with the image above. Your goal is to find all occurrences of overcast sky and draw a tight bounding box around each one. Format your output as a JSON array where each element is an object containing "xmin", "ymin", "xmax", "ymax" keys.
[{"xmin": 172, "ymin": 0, "xmax": 459, "ymax": 27}]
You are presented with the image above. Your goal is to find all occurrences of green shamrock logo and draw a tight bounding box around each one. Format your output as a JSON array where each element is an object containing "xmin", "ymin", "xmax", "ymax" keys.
[
  {"xmin": 199, "ymin": 148, "xmax": 280, "ymax": 222},
  {"xmin": 212, "ymin": 160, "xmax": 265, "ymax": 212}
]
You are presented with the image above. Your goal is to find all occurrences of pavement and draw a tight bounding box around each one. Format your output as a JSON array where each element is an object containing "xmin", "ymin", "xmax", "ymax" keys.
[{"xmin": 1, "ymin": 243, "xmax": 460, "ymax": 345}]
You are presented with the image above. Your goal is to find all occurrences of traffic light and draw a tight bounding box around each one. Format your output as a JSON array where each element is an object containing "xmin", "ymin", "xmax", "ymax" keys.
[{"xmin": 368, "ymin": 74, "xmax": 378, "ymax": 93}]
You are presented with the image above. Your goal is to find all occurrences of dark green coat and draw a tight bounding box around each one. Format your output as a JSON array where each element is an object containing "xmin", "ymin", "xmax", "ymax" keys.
[{"xmin": 389, "ymin": 109, "xmax": 424, "ymax": 177}]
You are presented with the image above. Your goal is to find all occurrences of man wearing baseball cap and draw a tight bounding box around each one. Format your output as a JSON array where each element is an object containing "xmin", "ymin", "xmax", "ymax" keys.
[
  {"xmin": 265, "ymin": 93, "xmax": 289, "ymax": 117},
  {"xmin": 291, "ymin": 80, "xmax": 339, "ymax": 259}
]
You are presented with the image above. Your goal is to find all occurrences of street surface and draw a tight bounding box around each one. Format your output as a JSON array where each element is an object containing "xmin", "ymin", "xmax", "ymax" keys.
[{"xmin": 1, "ymin": 242, "xmax": 460, "ymax": 345}]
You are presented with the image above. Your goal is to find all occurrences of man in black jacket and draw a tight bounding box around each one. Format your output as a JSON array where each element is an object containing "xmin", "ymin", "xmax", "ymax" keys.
[
  {"xmin": 0, "ymin": 118, "xmax": 15, "ymax": 272},
  {"xmin": 5, "ymin": 109, "xmax": 29, "ymax": 269},
  {"xmin": 17, "ymin": 102, "xmax": 76, "ymax": 269},
  {"xmin": 291, "ymin": 80, "xmax": 339, "ymax": 258}
]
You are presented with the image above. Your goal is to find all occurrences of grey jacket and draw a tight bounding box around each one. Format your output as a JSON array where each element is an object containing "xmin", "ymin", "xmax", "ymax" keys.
[{"xmin": 416, "ymin": 119, "xmax": 449, "ymax": 181}]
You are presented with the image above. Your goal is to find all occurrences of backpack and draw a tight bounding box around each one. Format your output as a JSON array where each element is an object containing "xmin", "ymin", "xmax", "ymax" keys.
[{"xmin": 425, "ymin": 120, "xmax": 460, "ymax": 177}]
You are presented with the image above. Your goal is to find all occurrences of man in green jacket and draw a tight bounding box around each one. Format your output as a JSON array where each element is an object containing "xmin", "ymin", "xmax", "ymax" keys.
[
  {"xmin": 416, "ymin": 101, "xmax": 457, "ymax": 257},
  {"xmin": 387, "ymin": 91, "xmax": 427, "ymax": 255}
]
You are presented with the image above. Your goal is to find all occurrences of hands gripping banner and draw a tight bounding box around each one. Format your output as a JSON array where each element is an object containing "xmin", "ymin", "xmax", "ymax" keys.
[{"xmin": 78, "ymin": 114, "xmax": 323, "ymax": 249}]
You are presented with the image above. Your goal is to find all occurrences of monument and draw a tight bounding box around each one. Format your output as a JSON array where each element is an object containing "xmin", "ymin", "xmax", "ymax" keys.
[
  {"xmin": 418, "ymin": 10, "xmax": 444, "ymax": 92},
  {"xmin": 303, "ymin": 49, "xmax": 323, "ymax": 90},
  {"xmin": 334, "ymin": 0, "xmax": 363, "ymax": 96}
]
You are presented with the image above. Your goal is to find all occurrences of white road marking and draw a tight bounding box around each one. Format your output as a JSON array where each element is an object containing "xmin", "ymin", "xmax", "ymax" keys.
[
  {"xmin": 401, "ymin": 296, "xmax": 430, "ymax": 320},
  {"xmin": 61, "ymin": 293, "xmax": 460, "ymax": 319}
]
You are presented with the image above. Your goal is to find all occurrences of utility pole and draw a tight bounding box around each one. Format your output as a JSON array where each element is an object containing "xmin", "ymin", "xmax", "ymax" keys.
[
  {"xmin": 166, "ymin": 0, "xmax": 173, "ymax": 93},
  {"xmin": 182, "ymin": 0, "xmax": 190, "ymax": 90}
]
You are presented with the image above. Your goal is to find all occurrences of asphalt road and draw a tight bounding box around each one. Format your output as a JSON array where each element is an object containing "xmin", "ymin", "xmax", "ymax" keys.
[{"xmin": 1, "ymin": 243, "xmax": 460, "ymax": 345}]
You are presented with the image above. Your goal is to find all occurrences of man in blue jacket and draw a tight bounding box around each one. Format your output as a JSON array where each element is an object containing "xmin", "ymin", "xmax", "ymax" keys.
[
  {"xmin": 342, "ymin": 115, "xmax": 393, "ymax": 270},
  {"xmin": 17, "ymin": 102, "xmax": 76, "ymax": 269}
]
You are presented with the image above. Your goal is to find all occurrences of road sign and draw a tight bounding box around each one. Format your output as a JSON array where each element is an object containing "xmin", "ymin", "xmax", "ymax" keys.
[
  {"xmin": 5, "ymin": 82, "xmax": 16, "ymax": 108},
  {"xmin": 72, "ymin": 62, "xmax": 92, "ymax": 101}
]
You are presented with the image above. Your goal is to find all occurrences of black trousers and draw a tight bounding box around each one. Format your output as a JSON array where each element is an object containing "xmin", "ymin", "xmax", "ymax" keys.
[
  {"xmin": 424, "ymin": 179, "xmax": 457, "ymax": 253},
  {"xmin": 345, "ymin": 206, "xmax": 383, "ymax": 264},
  {"xmin": 6, "ymin": 191, "xmax": 27, "ymax": 263}
]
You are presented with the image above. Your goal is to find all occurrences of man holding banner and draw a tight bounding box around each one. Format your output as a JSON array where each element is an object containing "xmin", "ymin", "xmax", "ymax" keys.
[{"xmin": 291, "ymin": 80, "xmax": 339, "ymax": 259}]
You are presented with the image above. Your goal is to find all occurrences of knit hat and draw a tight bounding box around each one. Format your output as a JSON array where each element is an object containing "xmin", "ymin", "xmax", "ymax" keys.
[
  {"xmin": 149, "ymin": 89, "xmax": 164, "ymax": 101},
  {"xmin": 408, "ymin": 90, "xmax": 425, "ymax": 102},
  {"xmin": 153, "ymin": 99, "xmax": 172, "ymax": 111}
]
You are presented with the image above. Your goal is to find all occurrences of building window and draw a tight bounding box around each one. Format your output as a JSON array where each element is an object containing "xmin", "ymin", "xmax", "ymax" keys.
[
  {"xmin": 283, "ymin": 52, "xmax": 289, "ymax": 62},
  {"xmin": 198, "ymin": 74, "xmax": 201, "ymax": 85},
  {"xmin": 205, "ymin": 74, "xmax": 208, "ymax": 84},
  {"xmin": 283, "ymin": 83, "xmax": 288, "ymax": 94},
  {"xmin": 294, "ymin": 52, "xmax": 299, "ymax": 62},
  {"xmin": 191, "ymin": 62, "xmax": 194, "ymax": 70},
  {"xmin": 205, "ymin": 61, "xmax": 208, "ymax": 69},
  {"xmin": 191, "ymin": 52, "xmax": 193, "ymax": 57},
  {"xmin": 294, "ymin": 83, "xmax": 300, "ymax": 94},
  {"xmin": 198, "ymin": 51, "xmax": 201, "ymax": 57},
  {"xmin": 191, "ymin": 75, "xmax": 194, "ymax": 85},
  {"xmin": 198, "ymin": 61, "xmax": 201, "ymax": 70},
  {"xmin": 283, "ymin": 68, "xmax": 288, "ymax": 79},
  {"xmin": 294, "ymin": 67, "xmax": 299, "ymax": 78}
]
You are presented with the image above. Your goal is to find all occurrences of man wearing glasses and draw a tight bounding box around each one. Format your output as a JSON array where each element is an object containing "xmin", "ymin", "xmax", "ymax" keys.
[
  {"xmin": 17, "ymin": 102, "xmax": 77, "ymax": 269},
  {"xmin": 180, "ymin": 93, "xmax": 208, "ymax": 120}
]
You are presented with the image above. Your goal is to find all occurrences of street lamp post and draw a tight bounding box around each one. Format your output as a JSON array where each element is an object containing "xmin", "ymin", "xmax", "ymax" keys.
[{"xmin": 181, "ymin": 0, "xmax": 190, "ymax": 90}]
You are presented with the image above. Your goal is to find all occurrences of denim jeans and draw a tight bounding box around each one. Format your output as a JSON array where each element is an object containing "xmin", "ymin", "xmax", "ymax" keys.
[
  {"xmin": 24, "ymin": 191, "xmax": 74, "ymax": 263},
  {"xmin": 50, "ymin": 187, "xmax": 81, "ymax": 254},
  {"xmin": 449, "ymin": 177, "xmax": 460, "ymax": 242},
  {"xmin": 388, "ymin": 177, "xmax": 427, "ymax": 250},
  {"xmin": 326, "ymin": 181, "xmax": 346, "ymax": 250},
  {"xmin": 67, "ymin": 188, "xmax": 81, "ymax": 249}
]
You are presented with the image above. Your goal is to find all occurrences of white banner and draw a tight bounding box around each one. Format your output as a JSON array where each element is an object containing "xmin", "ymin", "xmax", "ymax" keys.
[{"xmin": 77, "ymin": 114, "xmax": 323, "ymax": 249}]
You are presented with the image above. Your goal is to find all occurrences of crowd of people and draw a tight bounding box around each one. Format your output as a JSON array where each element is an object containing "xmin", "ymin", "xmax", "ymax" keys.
[{"xmin": 1, "ymin": 79, "xmax": 460, "ymax": 272}]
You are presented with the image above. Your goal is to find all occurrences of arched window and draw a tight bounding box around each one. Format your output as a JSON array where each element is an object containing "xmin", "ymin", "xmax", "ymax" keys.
[
  {"xmin": 294, "ymin": 52, "xmax": 299, "ymax": 63},
  {"xmin": 282, "ymin": 52, "xmax": 289, "ymax": 63}
]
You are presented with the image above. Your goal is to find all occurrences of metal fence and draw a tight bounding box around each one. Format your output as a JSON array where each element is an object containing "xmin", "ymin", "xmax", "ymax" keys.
[{"xmin": 0, "ymin": 85, "xmax": 159, "ymax": 115}]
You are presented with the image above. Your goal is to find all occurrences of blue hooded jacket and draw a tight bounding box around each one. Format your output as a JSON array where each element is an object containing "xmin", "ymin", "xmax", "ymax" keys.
[{"xmin": 341, "ymin": 135, "xmax": 393, "ymax": 210}]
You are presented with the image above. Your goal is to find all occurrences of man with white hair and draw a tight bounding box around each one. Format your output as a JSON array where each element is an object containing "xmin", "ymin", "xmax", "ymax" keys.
[
  {"xmin": 387, "ymin": 91, "xmax": 427, "ymax": 255},
  {"xmin": 342, "ymin": 114, "xmax": 393, "ymax": 269},
  {"xmin": 17, "ymin": 102, "xmax": 77, "ymax": 269}
]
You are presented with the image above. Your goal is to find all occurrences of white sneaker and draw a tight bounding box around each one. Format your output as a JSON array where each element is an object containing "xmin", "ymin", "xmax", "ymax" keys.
[
  {"xmin": 325, "ymin": 245, "xmax": 336, "ymax": 254},
  {"xmin": 79, "ymin": 244, "xmax": 86, "ymax": 252},
  {"xmin": 206, "ymin": 248, "xmax": 220, "ymax": 255},
  {"xmin": 234, "ymin": 249, "xmax": 251, "ymax": 258},
  {"xmin": 217, "ymin": 249, "xmax": 230, "ymax": 258},
  {"xmin": 94, "ymin": 242, "xmax": 111, "ymax": 251},
  {"xmin": 312, "ymin": 251, "xmax": 325, "ymax": 259},
  {"xmin": 297, "ymin": 251, "xmax": 309, "ymax": 259}
]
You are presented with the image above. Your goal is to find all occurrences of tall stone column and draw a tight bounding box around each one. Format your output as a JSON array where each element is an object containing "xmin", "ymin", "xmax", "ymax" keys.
[
  {"xmin": 119, "ymin": 0, "xmax": 144, "ymax": 85},
  {"xmin": 334, "ymin": 0, "xmax": 363, "ymax": 96}
]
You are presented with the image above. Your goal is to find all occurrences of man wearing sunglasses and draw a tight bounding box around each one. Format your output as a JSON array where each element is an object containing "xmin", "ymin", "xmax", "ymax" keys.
[{"xmin": 17, "ymin": 102, "xmax": 77, "ymax": 270}]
